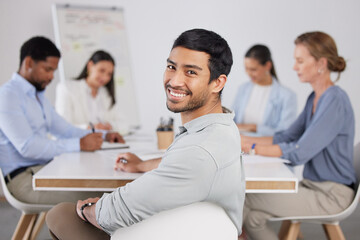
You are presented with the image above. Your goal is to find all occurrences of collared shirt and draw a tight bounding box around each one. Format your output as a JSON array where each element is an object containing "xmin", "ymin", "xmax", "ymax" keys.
[
  {"xmin": 0, "ymin": 73, "xmax": 90, "ymax": 175},
  {"xmin": 96, "ymin": 112, "xmax": 245, "ymax": 235},
  {"xmin": 274, "ymin": 86, "xmax": 356, "ymax": 185},
  {"xmin": 232, "ymin": 79, "xmax": 297, "ymax": 136}
]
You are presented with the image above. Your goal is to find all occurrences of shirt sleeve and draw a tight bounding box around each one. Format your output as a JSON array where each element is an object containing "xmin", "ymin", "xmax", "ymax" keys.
[
  {"xmin": 0, "ymin": 90, "xmax": 87, "ymax": 160},
  {"xmin": 276, "ymin": 93, "xmax": 344, "ymax": 165},
  {"xmin": 232, "ymin": 83, "xmax": 250, "ymax": 123},
  {"xmin": 105, "ymin": 102, "xmax": 130, "ymax": 135},
  {"xmin": 48, "ymin": 104, "xmax": 91, "ymax": 138},
  {"xmin": 257, "ymin": 89, "xmax": 297, "ymax": 136},
  {"xmin": 95, "ymin": 146, "xmax": 217, "ymax": 235},
  {"xmin": 273, "ymin": 107, "xmax": 306, "ymax": 144}
]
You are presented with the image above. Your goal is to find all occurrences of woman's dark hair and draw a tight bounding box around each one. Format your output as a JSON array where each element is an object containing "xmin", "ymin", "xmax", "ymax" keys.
[
  {"xmin": 172, "ymin": 28, "xmax": 233, "ymax": 96},
  {"xmin": 75, "ymin": 50, "xmax": 116, "ymax": 107},
  {"xmin": 245, "ymin": 44, "xmax": 278, "ymax": 81},
  {"xmin": 295, "ymin": 31, "xmax": 345, "ymax": 81}
]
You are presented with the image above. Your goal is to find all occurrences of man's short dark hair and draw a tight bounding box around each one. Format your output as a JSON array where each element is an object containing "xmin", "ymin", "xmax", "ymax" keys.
[
  {"xmin": 172, "ymin": 29, "xmax": 233, "ymax": 85},
  {"xmin": 19, "ymin": 36, "xmax": 61, "ymax": 67}
]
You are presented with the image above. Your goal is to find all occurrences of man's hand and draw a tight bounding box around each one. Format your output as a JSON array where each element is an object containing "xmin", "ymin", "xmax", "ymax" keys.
[
  {"xmin": 115, "ymin": 152, "xmax": 143, "ymax": 173},
  {"xmin": 105, "ymin": 132, "xmax": 125, "ymax": 143},
  {"xmin": 76, "ymin": 197, "xmax": 102, "ymax": 229},
  {"xmin": 80, "ymin": 133, "xmax": 103, "ymax": 151},
  {"xmin": 115, "ymin": 152, "xmax": 162, "ymax": 173}
]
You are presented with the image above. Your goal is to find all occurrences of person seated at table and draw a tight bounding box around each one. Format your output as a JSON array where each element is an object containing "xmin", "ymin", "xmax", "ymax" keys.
[
  {"xmin": 233, "ymin": 44, "xmax": 297, "ymax": 136},
  {"xmin": 0, "ymin": 36, "xmax": 124, "ymax": 205},
  {"xmin": 55, "ymin": 50, "xmax": 129, "ymax": 134},
  {"xmin": 240, "ymin": 31, "xmax": 356, "ymax": 240},
  {"xmin": 46, "ymin": 28, "xmax": 246, "ymax": 240}
]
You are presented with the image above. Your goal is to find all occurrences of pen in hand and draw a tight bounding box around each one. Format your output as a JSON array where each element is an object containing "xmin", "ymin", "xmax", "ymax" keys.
[{"xmin": 89, "ymin": 122, "xmax": 95, "ymax": 133}]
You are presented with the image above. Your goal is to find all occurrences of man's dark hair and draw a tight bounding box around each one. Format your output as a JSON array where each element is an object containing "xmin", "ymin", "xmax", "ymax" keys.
[
  {"xmin": 172, "ymin": 29, "xmax": 233, "ymax": 93},
  {"xmin": 19, "ymin": 36, "xmax": 61, "ymax": 67}
]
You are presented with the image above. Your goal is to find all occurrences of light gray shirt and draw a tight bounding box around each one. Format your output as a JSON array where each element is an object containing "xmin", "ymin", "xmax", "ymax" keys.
[{"xmin": 95, "ymin": 112, "xmax": 245, "ymax": 235}]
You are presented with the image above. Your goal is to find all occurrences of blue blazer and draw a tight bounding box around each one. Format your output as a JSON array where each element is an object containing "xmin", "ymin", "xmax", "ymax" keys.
[{"xmin": 232, "ymin": 79, "xmax": 297, "ymax": 136}]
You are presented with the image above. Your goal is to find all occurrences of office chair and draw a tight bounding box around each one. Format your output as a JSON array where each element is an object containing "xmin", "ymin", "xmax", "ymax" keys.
[
  {"xmin": 0, "ymin": 168, "xmax": 53, "ymax": 240},
  {"xmin": 110, "ymin": 202, "xmax": 238, "ymax": 240},
  {"xmin": 269, "ymin": 142, "xmax": 360, "ymax": 240}
]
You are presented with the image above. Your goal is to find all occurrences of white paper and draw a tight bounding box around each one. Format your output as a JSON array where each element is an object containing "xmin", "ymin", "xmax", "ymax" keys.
[{"xmin": 243, "ymin": 155, "xmax": 290, "ymax": 164}]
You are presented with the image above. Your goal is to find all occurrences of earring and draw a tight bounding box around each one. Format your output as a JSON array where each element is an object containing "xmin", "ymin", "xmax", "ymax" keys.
[{"xmin": 317, "ymin": 68, "xmax": 323, "ymax": 74}]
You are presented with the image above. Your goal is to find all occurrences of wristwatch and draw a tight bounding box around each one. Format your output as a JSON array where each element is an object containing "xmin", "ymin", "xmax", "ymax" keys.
[{"xmin": 80, "ymin": 202, "xmax": 95, "ymax": 223}]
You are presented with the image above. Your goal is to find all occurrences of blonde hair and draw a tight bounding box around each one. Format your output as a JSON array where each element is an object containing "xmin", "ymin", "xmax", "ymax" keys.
[{"xmin": 295, "ymin": 31, "xmax": 345, "ymax": 81}]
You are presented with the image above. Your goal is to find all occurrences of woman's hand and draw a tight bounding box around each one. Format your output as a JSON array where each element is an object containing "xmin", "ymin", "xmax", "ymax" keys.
[
  {"xmin": 94, "ymin": 122, "xmax": 112, "ymax": 130},
  {"xmin": 237, "ymin": 123, "xmax": 257, "ymax": 132}
]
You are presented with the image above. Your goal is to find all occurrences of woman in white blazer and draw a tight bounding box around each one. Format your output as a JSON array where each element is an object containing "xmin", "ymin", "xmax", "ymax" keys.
[
  {"xmin": 232, "ymin": 45, "xmax": 297, "ymax": 136},
  {"xmin": 55, "ymin": 50, "xmax": 128, "ymax": 134}
]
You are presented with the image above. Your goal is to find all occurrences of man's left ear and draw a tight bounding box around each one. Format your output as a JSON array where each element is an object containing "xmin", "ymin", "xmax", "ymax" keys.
[{"xmin": 212, "ymin": 74, "xmax": 227, "ymax": 94}]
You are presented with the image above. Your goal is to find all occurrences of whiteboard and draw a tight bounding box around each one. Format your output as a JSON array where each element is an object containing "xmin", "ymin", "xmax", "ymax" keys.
[{"xmin": 52, "ymin": 4, "xmax": 139, "ymax": 128}]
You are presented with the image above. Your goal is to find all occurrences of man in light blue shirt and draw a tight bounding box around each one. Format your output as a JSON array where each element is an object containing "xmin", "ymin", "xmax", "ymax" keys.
[{"xmin": 0, "ymin": 36, "xmax": 123, "ymax": 204}]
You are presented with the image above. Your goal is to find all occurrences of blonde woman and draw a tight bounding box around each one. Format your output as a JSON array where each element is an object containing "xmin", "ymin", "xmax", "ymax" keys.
[{"xmin": 242, "ymin": 32, "xmax": 356, "ymax": 240}]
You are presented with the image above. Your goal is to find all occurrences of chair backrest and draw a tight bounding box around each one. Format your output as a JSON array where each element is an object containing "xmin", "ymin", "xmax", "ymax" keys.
[
  {"xmin": 353, "ymin": 142, "xmax": 360, "ymax": 185},
  {"xmin": 302, "ymin": 142, "xmax": 360, "ymax": 223},
  {"xmin": 0, "ymin": 168, "xmax": 53, "ymax": 214},
  {"xmin": 110, "ymin": 202, "xmax": 238, "ymax": 240}
]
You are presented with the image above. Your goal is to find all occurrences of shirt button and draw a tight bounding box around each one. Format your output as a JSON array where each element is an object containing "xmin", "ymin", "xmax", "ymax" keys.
[{"xmin": 295, "ymin": 145, "xmax": 299, "ymax": 149}]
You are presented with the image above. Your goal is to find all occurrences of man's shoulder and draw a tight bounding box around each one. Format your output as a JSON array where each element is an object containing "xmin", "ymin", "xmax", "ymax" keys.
[
  {"xmin": 171, "ymin": 122, "xmax": 240, "ymax": 165},
  {"xmin": 0, "ymin": 79, "xmax": 21, "ymax": 99}
]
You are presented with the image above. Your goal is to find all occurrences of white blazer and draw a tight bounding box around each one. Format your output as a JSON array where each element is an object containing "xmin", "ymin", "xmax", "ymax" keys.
[{"xmin": 55, "ymin": 80, "xmax": 129, "ymax": 134}]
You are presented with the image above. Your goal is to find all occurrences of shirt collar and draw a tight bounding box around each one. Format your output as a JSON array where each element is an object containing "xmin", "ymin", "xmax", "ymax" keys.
[
  {"xmin": 11, "ymin": 72, "xmax": 45, "ymax": 99},
  {"xmin": 180, "ymin": 110, "xmax": 235, "ymax": 134}
]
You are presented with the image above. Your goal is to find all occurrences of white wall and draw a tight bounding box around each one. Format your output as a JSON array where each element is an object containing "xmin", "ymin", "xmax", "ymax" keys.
[{"xmin": 1, "ymin": 0, "xmax": 359, "ymax": 143}]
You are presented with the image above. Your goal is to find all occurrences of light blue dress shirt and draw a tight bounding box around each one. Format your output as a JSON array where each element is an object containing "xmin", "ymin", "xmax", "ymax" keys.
[
  {"xmin": 274, "ymin": 86, "xmax": 356, "ymax": 185},
  {"xmin": 232, "ymin": 79, "xmax": 297, "ymax": 136},
  {"xmin": 0, "ymin": 73, "xmax": 91, "ymax": 175}
]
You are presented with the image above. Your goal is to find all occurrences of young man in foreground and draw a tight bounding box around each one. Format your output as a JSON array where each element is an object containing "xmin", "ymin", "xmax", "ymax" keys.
[{"xmin": 46, "ymin": 29, "xmax": 245, "ymax": 239}]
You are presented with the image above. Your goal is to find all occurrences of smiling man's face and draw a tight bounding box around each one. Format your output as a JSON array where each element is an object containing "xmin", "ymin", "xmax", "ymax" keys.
[{"xmin": 163, "ymin": 46, "xmax": 214, "ymax": 115}]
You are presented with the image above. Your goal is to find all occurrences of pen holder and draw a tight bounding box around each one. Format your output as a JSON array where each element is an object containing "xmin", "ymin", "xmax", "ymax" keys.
[{"xmin": 157, "ymin": 130, "xmax": 174, "ymax": 150}]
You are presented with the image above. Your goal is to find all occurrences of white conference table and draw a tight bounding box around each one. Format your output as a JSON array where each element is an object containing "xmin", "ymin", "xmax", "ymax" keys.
[{"xmin": 32, "ymin": 135, "xmax": 298, "ymax": 193}]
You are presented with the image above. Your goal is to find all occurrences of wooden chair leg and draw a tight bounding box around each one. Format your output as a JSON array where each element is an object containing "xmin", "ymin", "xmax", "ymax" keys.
[
  {"xmin": 30, "ymin": 211, "xmax": 47, "ymax": 240},
  {"xmin": 279, "ymin": 221, "xmax": 300, "ymax": 240},
  {"xmin": 297, "ymin": 230, "xmax": 304, "ymax": 239},
  {"xmin": 322, "ymin": 224, "xmax": 345, "ymax": 240},
  {"xmin": 12, "ymin": 213, "xmax": 38, "ymax": 240},
  {"xmin": 278, "ymin": 220, "xmax": 291, "ymax": 240}
]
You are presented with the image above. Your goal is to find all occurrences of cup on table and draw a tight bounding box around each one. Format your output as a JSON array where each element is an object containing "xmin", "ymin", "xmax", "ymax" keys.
[{"xmin": 156, "ymin": 129, "xmax": 174, "ymax": 150}]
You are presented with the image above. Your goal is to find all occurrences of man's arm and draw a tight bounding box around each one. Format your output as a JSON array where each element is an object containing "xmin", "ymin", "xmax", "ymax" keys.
[
  {"xmin": 0, "ymin": 91, "xmax": 82, "ymax": 159},
  {"xmin": 114, "ymin": 152, "xmax": 161, "ymax": 173},
  {"xmin": 76, "ymin": 198, "xmax": 102, "ymax": 229},
  {"xmin": 241, "ymin": 135, "xmax": 282, "ymax": 157}
]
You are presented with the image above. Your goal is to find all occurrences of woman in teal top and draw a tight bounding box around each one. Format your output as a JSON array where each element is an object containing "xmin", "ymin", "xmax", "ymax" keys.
[{"xmin": 233, "ymin": 45, "xmax": 297, "ymax": 136}]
